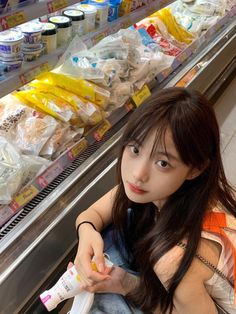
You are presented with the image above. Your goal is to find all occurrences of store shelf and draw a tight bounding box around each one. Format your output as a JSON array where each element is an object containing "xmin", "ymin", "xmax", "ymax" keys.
[
  {"xmin": 1, "ymin": 5, "xmax": 235, "ymax": 228},
  {"xmin": 0, "ymin": 0, "xmax": 173, "ymax": 98},
  {"xmin": 0, "ymin": 0, "xmax": 80, "ymax": 31}
]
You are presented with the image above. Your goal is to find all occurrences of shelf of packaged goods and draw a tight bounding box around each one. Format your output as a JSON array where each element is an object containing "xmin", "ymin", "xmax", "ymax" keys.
[
  {"xmin": 0, "ymin": 0, "xmax": 80, "ymax": 31},
  {"xmin": 0, "ymin": 0, "xmax": 174, "ymax": 98},
  {"xmin": 1, "ymin": 7, "xmax": 236, "ymax": 231}
]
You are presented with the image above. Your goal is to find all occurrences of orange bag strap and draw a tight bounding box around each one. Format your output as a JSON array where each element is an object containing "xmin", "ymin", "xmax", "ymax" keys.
[{"xmin": 203, "ymin": 212, "xmax": 236, "ymax": 304}]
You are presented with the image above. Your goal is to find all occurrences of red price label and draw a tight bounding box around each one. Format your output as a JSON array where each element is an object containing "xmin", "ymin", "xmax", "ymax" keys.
[
  {"xmin": 37, "ymin": 161, "xmax": 63, "ymax": 188},
  {"xmin": 0, "ymin": 11, "xmax": 26, "ymax": 30}
]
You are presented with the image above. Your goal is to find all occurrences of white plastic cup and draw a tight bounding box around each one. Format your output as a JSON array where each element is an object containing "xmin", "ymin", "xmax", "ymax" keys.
[
  {"xmin": 63, "ymin": 9, "xmax": 86, "ymax": 36},
  {"xmin": 91, "ymin": 0, "xmax": 109, "ymax": 26},
  {"xmin": 49, "ymin": 16, "xmax": 72, "ymax": 46},
  {"xmin": 0, "ymin": 29, "xmax": 24, "ymax": 58},
  {"xmin": 20, "ymin": 22, "xmax": 42, "ymax": 44},
  {"xmin": 41, "ymin": 22, "xmax": 57, "ymax": 54},
  {"xmin": 74, "ymin": 4, "xmax": 97, "ymax": 32}
]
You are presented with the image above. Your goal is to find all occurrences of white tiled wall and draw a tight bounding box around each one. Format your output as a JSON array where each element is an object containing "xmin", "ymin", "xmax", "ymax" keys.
[{"xmin": 214, "ymin": 76, "xmax": 236, "ymax": 187}]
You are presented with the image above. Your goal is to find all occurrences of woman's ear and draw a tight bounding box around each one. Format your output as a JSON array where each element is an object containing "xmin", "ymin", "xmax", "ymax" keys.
[{"xmin": 186, "ymin": 160, "xmax": 209, "ymax": 180}]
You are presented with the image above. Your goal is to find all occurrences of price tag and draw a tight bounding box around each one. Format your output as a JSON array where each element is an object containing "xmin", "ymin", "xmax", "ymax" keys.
[
  {"xmin": 19, "ymin": 62, "xmax": 50, "ymax": 85},
  {"xmin": 36, "ymin": 161, "xmax": 63, "ymax": 188},
  {"xmin": 68, "ymin": 138, "xmax": 88, "ymax": 160},
  {"xmin": 92, "ymin": 32, "xmax": 107, "ymax": 45},
  {"xmin": 94, "ymin": 119, "xmax": 112, "ymax": 141},
  {"xmin": 125, "ymin": 102, "xmax": 134, "ymax": 112},
  {"xmin": 14, "ymin": 185, "xmax": 39, "ymax": 207},
  {"xmin": 0, "ymin": 11, "xmax": 26, "ymax": 30},
  {"xmin": 132, "ymin": 84, "xmax": 151, "ymax": 107},
  {"xmin": 47, "ymin": 0, "xmax": 68, "ymax": 13}
]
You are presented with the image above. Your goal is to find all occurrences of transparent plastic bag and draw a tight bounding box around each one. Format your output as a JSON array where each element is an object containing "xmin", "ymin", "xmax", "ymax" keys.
[{"xmin": 0, "ymin": 137, "xmax": 24, "ymax": 204}]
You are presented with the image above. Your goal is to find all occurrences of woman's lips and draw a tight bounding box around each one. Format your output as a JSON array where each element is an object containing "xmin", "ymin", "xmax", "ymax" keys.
[{"xmin": 127, "ymin": 182, "xmax": 147, "ymax": 194}]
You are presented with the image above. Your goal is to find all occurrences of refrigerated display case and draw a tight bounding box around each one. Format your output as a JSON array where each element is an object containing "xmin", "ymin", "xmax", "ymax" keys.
[{"xmin": 0, "ymin": 0, "xmax": 235, "ymax": 312}]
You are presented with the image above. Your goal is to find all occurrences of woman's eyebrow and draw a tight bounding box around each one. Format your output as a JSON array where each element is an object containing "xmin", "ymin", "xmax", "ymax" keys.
[{"xmin": 154, "ymin": 151, "xmax": 180, "ymax": 162}]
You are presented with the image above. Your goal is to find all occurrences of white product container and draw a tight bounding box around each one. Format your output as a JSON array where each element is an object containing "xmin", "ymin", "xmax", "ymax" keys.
[
  {"xmin": 49, "ymin": 16, "xmax": 72, "ymax": 46},
  {"xmin": 40, "ymin": 258, "xmax": 113, "ymax": 312},
  {"xmin": 41, "ymin": 22, "xmax": 57, "ymax": 54},
  {"xmin": 20, "ymin": 22, "xmax": 42, "ymax": 44},
  {"xmin": 22, "ymin": 44, "xmax": 44, "ymax": 62},
  {"xmin": 91, "ymin": 0, "xmax": 109, "ymax": 26},
  {"xmin": 74, "ymin": 4, "xmax": 97, "ymax": 32},
  {"xmin": 0, "ymin": 29, "xmax": 24, "ymax": 58},
  {"xmin": 63, "ymin": 9, "xmax": 85, "ymax": 36}
]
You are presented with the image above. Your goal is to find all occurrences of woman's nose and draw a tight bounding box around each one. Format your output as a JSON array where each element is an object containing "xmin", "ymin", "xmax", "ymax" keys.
[{"xmin": 133, "ymin": 160, "xmax": 149, "ymax": 183}]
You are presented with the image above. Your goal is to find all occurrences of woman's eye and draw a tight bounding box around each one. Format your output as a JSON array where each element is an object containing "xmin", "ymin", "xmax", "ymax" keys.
[
  {"xmin": 156, "ymin": 160, "xmax": 170, "ymax": 168},
  {"xmin": 128, "ymin": 145, "xmax": 139, "ymax": 155}
]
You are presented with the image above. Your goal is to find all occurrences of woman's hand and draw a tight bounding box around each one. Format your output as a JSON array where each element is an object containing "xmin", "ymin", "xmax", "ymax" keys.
[
  {"xmin": 81, "ymin": 266, "xmax": 140, "ymax": 296},
  {"xmin": 74, "ymin": 223, "xmax": 112, "ymax": 287},
  {"xmin": 81, "ymin": 266, "xmax": 127, "ymax": 295}
]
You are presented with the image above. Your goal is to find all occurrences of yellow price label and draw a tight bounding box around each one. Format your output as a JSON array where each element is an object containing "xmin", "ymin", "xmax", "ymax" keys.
[
  {"xmin": 14, "ymin": 185, "xmax": 39, "ymax": 207},
  {"xmin": 47, "ymin": 0, "xmax": 68, "ymax": 13},
  {"xmin": 92, "ymin": 32, "xmax": 106, "ymax": 45},
  {"xmin": 94, "ymin": 119, "xmax": 112, "ymax": 141},
  {"xmin": 0, "ymin": 11, "xmax": 26, "ymax": 30},
  {"xmin": 132, "ymin": 85, "xmax": 151, "ymax": 107},
  {"xmin": 70, "ymin": 138, "xmax": 88, "ymax": 159}
]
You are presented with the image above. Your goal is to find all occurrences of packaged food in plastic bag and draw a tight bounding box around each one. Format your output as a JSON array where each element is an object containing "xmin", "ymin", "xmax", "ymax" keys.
[
  {"xmin": 21, "ymin": 155, "xmax": 50, "ymax": 187},
  {"xmin": 146, "ymin": 24, "xmax": 182, "ymax": 56},
  {"xmin": 15, "ymin": 111, "xmax": 58, "ymax": 156},
  {"xmin": 0, "ymin": 137, "xmax": 24, "ymax": 204},
  {"xmin": 40, "ymin": 124, "xmax": 83, "ymax": 159},
  {"xmin": 152, "ymin": 8, "xmax": 195, "ymax": 44},
  {"xmin": 37, "ymin": 72, "xmax": 110, "ymax": 109},
  {"xmin": 16, "ymin": 90, "xmax": 74, "ymax": 123},
  {"xmin": 0, "ymin": 96, "xmax": 27, "ymax": 134},
  {"xmin": 0, "ymin": 95, "xmax": 58, "ymax": 156},
  {"xmin": 170, "ymin": 1, "xmax": 221, "ymax": 35},
  {"xmin": 29, "ymin": 81, "xmax": 105, "ymax": 126},
  {"xmin": 182, "ymin": 0, "xmax": 226, "ymax": 16}
]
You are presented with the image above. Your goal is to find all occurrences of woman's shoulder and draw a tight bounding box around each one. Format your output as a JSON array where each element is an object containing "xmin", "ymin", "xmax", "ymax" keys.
[{"xmin": 153, "ymin": 237, "xmax": 221, "ymax": 290}]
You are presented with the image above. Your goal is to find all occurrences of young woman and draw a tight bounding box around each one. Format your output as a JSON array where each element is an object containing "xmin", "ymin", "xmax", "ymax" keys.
[{"xmin": 74, "ymin": 87, "xmax": 236, "ymax": 314}]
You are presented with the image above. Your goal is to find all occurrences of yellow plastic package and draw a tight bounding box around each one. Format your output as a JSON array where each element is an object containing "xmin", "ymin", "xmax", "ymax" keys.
[
  {"xmin": 37, "ymin": 72, "xmax": 110, "ymax": 109},
  {"xmin": 29, "ymin": 81, "xmax": 105, "ymax": 126},
  {"xmin": 152, "ymin": 8, "xmax": 194, "ymax": 45},
  {"xmin": 16, "ymin": 90, "xmax": 74, "ymax": 123}
]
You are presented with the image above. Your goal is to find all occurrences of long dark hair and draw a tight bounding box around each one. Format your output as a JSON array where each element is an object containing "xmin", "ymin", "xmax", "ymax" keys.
[{"xmin": 112, "ymin": 87, "xmax": 236, "ymax": 313}]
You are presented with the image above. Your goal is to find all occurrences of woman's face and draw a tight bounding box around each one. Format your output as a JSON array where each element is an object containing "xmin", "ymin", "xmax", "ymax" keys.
[{"xmin": 121, "ymin": 129, "xmax": 194, "ymax": 208}]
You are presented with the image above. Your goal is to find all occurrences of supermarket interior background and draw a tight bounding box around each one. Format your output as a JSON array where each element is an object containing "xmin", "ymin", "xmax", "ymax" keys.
[{"xmin": 0, "ymin": 0, "xmax": 235, "ymax": 312}]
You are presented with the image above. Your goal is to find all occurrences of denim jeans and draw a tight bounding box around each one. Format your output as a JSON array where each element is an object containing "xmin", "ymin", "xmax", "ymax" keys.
[{"xmin": 89, "ymin": 225, "xmax": 144, "ymax": 314}]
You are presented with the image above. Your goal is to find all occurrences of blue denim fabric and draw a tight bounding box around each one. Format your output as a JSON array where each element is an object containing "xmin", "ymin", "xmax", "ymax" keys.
[{"xmin": 89, "ymin": 225, "xmax": 144, "ymax": 314}]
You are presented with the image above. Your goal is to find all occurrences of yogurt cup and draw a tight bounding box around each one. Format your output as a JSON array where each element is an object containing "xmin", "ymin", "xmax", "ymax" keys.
[
  {"xmin": 74, "ymin": 4, "xmax": 97, "ymax": 32},
  {"xmin": 90, "ymin": 0, "xmax": 109, "ymax": 26},
  {"xmin": 49, "ymin": 16, "xmax": 72, "ymax": 46},
  {"xmin": 20, "ymin": 22, "xmax": 42, "ymax": 44},
  {"xmin": 22, "ymin": 43, "xmax": 44, "ymax": 61},
  {"xmin": 41, "ymin": 22, "xmax": 58, "ymax": 54},
  {"xmin": 63, "ymin": 9, "xmax": 85, "ymax": 36},
  {"xmin": 0, "ymin": 29, "xmax": 24, "ymax": 58},
  {"xmin": 23, "ymin": 48, "xmax": 44, "ymax": 62},
  {"xmin": 1, "ymin": 59, "xmax": 23, "ymax": 71}
]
